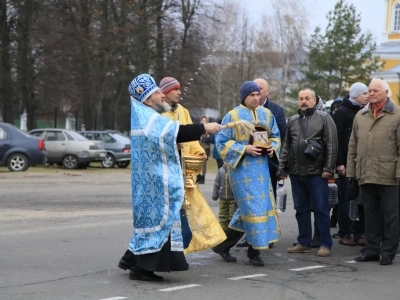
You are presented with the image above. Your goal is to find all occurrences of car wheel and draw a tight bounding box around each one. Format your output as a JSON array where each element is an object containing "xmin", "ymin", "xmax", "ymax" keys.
[
  {"xmin": 116, "ymin": 161, "xmax": 130, "ymax": 168},
  {"xmin": 7, "ymin": 153, "xmax": 29, "ymax": 172},
  {"xmin": 101, "ymin": 153, "xmax": 116, "ymax": 168},
  {"xmin": 62, "ymin": 154, "xmax": 79, "ymax": 169}
]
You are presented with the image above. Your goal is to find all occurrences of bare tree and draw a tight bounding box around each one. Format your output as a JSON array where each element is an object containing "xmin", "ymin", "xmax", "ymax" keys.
[{"xmin": 254, "ymin": 0, "xmax": 308, "ymax": 107}]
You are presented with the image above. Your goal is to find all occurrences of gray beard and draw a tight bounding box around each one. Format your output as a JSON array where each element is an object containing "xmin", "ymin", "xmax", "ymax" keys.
[{"xmin": 152, "ymin": 100, "xmax": 171, "ymax": 113}]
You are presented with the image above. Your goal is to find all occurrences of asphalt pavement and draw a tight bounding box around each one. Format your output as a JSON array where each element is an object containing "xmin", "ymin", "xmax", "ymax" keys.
[{"xmin": 0, "ymin": 169, "xmax": 399, "ymax": 300}]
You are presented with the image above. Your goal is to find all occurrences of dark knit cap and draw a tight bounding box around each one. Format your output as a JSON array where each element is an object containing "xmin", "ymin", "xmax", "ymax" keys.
[{"xmin": 239, "ymin": 81, "xmax": 260, "ymax": 103}]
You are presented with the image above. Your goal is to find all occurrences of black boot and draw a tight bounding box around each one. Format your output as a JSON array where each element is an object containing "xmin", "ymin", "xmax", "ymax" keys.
[
  {"xmin": 248, "ymin": 246, "xmax": 264, "ymax": 266},
  {"xmin": 118, "ymin": 249, "xmax": 135, "ymax": 270},
  {"xmin": 129, "ymin": 267, "xmax": 164, "ymax": 281}
]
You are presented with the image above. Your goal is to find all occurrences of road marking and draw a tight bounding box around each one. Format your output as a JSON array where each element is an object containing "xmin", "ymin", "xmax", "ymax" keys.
[
  {"xmin": 289, "ymin": 265, "xmax": 325, "ymax": 271},
  {"xmin": 159, "ymin": 284, "xmax": 201, "ymax": 292},
  {"xmin": 99, "ymin": 297, "xmax": 127, "ymax": 300},
  {"xmin": 345, "ymin": 260, "xmax": 357, "ymax": 263},
  {"xmin": 228, "ymin": 274, "xmax": 267, "ymax": 280}
]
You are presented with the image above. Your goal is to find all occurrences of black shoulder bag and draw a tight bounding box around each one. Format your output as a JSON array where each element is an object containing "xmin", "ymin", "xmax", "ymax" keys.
[{"xmin": 299, "ymin": 117, "xmax": 323, "ymax": 161}]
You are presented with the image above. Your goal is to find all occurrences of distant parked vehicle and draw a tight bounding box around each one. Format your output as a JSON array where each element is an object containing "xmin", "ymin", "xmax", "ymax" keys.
[
  {"xmin": 0, "ymin": 122, "xmax": 46, "ymax": 171},
  {"xmin": 79, "ymin": 130, "xmax": 131, "ymax": 168},
  {"xmin": 28, "ymin": 128, "xmax": 106, "ymax": 169}
]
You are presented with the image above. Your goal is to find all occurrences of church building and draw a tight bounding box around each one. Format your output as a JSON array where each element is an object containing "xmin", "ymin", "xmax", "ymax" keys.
[{"xmin": 371, "ymin": 0, "xmax": 400, "ymax": 101}]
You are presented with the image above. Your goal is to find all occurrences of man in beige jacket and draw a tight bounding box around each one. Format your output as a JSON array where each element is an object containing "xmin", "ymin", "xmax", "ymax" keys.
[{"xmin": 347, "ymin": 78, "xmax": 400, "ymax": 266}]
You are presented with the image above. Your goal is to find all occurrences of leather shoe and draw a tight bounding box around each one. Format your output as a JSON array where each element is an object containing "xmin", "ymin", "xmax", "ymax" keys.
[
  {"xmin": 354, "ymin": 254, "xmax": 380, "ymax": 262},
  {"xmin": 236, "ymin": 239, "xmax": 249, "ymax": 247},
  {"xmin": 249, "ymin": 255, "xmax": 264, "ymax": 266},
  {"xmin": 129, "ymin": 267, "xmax": 164, "ymax": 281},
  {"xmin": 380, "ymin": 257, "xmax": 393, "ymax": 265},
  {"xmin": 218, "ymin": 252, "xmax": 237, "ymax": 262}
]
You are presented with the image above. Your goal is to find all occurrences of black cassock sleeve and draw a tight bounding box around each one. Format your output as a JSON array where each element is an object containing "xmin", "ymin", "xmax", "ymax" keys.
[{"xmin": 177, "ymin": 124, "xmax": 205, "ymax": 143}]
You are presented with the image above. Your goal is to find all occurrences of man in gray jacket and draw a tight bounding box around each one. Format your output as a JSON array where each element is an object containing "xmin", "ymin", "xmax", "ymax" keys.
[
  {"xmin": 278, "ymin": 88, "xmax": 337, "ymax": 257},
  {"xmin": 347, "ymin": 79, "xmax": 400, "ymax": 265}
]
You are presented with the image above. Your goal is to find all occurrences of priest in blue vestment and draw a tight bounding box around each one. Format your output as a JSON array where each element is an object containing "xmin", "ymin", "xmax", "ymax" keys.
[
  {"xmin": 117, "ymin": 74, "xmax": 221, "ymax": 281},
  {"xmin": 213, "ymin": 81, "xmax": 281, "ymax": 266}
]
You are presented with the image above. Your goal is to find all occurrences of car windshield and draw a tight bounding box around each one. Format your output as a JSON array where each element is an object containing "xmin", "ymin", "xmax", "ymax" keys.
[{"xmin": 67, "ymin": 130, "xmax": 88, "ymax": 141}]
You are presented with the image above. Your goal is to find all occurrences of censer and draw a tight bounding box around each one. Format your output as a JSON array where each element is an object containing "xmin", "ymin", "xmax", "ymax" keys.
[{"xmin": 181, "ymin": 154, "xmax": 205, "ymax": 188}]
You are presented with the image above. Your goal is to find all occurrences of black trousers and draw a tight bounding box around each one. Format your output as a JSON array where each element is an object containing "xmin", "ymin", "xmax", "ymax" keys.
[
  {"xmin": 269, "ymin": 163, "xmax": 278, "ymax": 200},
  {"xmin": 213, "ymin": 229, "xmax": 260, "ymax": 258},
  {"xmin": 360, "ymin": 184, "xmax": 399, "ymax": 259}
]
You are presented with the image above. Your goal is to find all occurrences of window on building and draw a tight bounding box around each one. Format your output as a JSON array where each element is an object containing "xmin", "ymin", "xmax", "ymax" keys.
[{"xmin": 394, "ymin": 2, "xmax": 400, "ymax": 31}]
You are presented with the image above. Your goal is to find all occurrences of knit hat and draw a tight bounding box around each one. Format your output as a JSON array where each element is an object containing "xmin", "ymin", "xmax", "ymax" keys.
[
  {"xmin": 239, "ymin": 81, "xmax": 260, "ymax": 102},
  {"xmin": 159, "ymin": 77, "xmax": 180, "ymax": 95},
  {"xmin": 349, "ymin": 82, "xmax": 368, "ymax": 99},
  {"xmin": 129, "ymin": 74, "xmax": 158, "ymax": 103}
]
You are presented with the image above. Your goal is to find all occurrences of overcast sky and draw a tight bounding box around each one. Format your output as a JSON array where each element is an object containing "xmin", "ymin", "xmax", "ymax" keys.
[{"xmin": 244, "ymin": 0, "xmax": 385, "ymax": 43}]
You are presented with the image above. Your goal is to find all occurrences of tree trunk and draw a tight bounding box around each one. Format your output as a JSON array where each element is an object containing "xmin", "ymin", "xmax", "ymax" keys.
[{"xmin": 0, "ymin": 1, "xmax": 14, "ymax": 123}]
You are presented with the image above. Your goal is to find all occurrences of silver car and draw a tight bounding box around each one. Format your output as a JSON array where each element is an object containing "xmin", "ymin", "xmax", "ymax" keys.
[
  {"xmin": 29, "ymin": 128, "xmax": 106, "ymax": 169},
  {"xmin": 79, "ymin": 131, "xmax": 131, "ymax": 168}
]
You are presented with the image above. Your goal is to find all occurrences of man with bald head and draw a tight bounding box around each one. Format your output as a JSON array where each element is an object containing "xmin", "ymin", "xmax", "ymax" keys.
[
  {"xmin": 278, "ymin": 88, "xmax": 337, "ymax": 257},
  {"xmin": 347, "ymin": 79, "xmax": 400, "ymax": 265}
]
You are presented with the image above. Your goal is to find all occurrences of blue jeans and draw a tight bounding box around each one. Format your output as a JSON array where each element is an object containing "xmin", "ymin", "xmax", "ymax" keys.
[{"xmin": 290, "ymin": 174, "xmax": 333, "ymax": 249}]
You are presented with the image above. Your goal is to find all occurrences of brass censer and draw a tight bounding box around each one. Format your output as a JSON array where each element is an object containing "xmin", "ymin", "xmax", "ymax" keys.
[{"xmin": 182, "ymin": 154, "xmax": 205, "ymax": 188}]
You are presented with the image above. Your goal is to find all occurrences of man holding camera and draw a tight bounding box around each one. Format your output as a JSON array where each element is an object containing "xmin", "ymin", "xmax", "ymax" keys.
[{"xmin": 278, "ymin": 88, "xmax": 337, "ymax": 257}]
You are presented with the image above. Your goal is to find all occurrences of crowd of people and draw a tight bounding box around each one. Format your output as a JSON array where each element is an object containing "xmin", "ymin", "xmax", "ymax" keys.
[{"xmin": 118, "ymin": 73, "xmax": 400, "ymax": 281}]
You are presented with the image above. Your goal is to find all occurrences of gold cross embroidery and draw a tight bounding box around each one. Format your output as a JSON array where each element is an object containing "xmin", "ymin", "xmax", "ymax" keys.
[{"xmin": 241, "ymin": 175, "xmax": 252, "ymax": 187}]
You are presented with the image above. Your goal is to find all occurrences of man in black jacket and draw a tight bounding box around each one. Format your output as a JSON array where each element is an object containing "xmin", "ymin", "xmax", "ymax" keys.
[
  {"xmin": 278, "ymin": 88, "xmax": 337, "ymax": 257},
  {"xmin": 332, "ymin": 82, "xmax": 369, "ymax": 247}
]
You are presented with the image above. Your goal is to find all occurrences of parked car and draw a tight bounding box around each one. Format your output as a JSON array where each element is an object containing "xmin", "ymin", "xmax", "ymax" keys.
[
  {"xmin": 28, "ymin": 128, "xmax": 106, "ymax": 169},
  {"xmin": 0, "ymin": 122, "xmax": 47, "ymax": 171},
  {"xmin": 79, "ymin": 130, "xmax": 131, "ymax": 168}
]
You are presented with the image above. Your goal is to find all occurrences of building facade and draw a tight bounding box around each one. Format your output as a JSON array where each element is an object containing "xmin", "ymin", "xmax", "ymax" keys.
[{"xmin": 371, "ymin": 0, "xmax": 400, "ymax": 101}]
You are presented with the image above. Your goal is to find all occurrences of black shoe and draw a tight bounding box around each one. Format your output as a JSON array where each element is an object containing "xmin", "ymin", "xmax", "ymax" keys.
[
  {"xmin": 269, "ymin": 243, "xmax": 274, "ymax": 249},
  {"xmin": 236, "ymin": 239, "xmax": 249, "ymax": 247},
  {"xmin": 129, "ymin": 268, "xmax": 164, "ymax": 281},
  {"xmin": 249, "ymin": 255, "xmax": 264, "ymax": 266},
  {"xmin": 218, "ymin": 252, "xmax": 237, "ymax": 262},
  {"xmin": 380, "ymin": 257, "xmax": 393, "ymax": 265},
  {"xmin": 311, "ymin": 235, "xmax": 320, "ymax": 248},
  {"xmin": 354, "ymin": 254, "xmax": 380, "ymax": 262},
  {"xmin": 118, "ymin": 250, "xmax": 135, "ymax": 270},
  {"xmin": 118, "ymin": 258, "xmax": 131, "ymax": 270},
  {"xmin": 332, "ymin": 233, "xmax": 339, "ymax": 239}
]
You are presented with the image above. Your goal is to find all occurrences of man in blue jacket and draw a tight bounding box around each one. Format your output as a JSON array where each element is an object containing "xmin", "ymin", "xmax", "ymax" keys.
[{"xmin": 237, "ymin": 78, "xmax": 287, "ymax": 248}]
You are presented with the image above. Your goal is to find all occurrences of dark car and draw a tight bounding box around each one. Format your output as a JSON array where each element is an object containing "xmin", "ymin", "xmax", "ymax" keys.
[
  {"xmin": 0, "ymin": 122, "xmax": 47, "ymax": 171},
  {"xmin": 79, "ymin": 130, "xmax": 131, "ymax": 168}
]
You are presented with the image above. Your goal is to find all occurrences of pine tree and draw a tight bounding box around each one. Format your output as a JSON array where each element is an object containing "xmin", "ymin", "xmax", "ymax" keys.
[{"xmin": 305, "ymin": 0, "xmax": 382, "ymax": 100}]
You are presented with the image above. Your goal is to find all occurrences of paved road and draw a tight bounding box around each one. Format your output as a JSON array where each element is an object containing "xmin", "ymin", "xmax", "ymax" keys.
[{"xmin": 0, "ymin": 169, "xmax": 399, "ymax": 300}]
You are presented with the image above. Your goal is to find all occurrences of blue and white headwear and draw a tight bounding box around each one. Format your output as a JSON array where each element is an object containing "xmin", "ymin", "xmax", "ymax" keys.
[{"xmin": 129, "ymin": 74, "xmax": 159, "ymax": 103}]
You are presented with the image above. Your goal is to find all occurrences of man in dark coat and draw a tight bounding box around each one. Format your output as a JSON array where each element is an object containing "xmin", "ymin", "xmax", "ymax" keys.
[{"xmin": 332, "ymin": 83, "xmax": 369, "ymax": 247}]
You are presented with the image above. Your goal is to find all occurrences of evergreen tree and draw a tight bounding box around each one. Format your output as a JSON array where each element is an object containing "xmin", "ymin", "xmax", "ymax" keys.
[{"xmin": 305, "ymin": 0, "xmax": 382, "ymax": 100}]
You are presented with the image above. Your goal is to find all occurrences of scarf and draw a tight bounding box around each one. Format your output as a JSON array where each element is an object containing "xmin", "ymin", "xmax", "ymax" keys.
[{"xmin": 371, "ymin": 101, "xmax": 386, "ymax": 119}]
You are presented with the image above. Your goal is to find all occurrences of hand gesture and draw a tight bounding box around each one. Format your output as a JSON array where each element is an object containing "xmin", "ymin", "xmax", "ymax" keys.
[{"xmin": 204, "ymin": 122, "xmax": 222, "ymax": 134}]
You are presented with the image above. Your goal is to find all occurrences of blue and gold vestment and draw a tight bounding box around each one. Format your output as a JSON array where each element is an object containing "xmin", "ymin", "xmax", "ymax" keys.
[{"xmin": 216, "ymin": 104, "xmax": 281, "ymax": 249}]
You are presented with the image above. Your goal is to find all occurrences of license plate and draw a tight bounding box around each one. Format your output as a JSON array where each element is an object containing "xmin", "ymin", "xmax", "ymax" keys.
[{"xmin": 100, "ymin": 153, "xmax": 106, "ymax": 157}]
